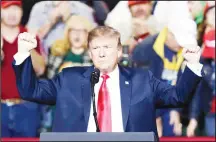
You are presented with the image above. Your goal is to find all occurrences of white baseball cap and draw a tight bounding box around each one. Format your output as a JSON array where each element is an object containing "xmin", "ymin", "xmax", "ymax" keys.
[{"xmin": 167, "ymin": 18, "xmax": 198, "ymax": 48}]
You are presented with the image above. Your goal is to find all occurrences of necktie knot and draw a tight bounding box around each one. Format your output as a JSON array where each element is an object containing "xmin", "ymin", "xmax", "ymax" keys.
[{"xmin": 101, "ymin": 74, "xmax": 109, "ymax": 81}]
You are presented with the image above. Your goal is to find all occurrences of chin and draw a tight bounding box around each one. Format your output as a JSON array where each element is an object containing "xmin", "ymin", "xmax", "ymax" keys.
[
  {"xmin": 99, "ymin": 66, "xmax": 109, "ymax": 71},
  {"xmin": 96, "ymin": 66, "xmax": 110, "ymax": 73},
  {"xmin": 7, "ymin": 22, "xmax": 20, "ymax": 27},
  {"xmin": 73, "ymin": 43, "xmax": 82, "ymax": 48}
]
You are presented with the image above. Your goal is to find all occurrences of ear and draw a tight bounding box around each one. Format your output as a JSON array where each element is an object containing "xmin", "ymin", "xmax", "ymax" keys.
[
  {"xmin": 88, "ymin": 49, "xmax": 92, "ymax": 59},
  {"xmin": 117, "ymin": 46, "xmax": 123, "ymax": 59}
]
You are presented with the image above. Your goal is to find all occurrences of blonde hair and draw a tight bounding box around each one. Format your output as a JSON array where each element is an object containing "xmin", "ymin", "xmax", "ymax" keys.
[
  {"xmin": 64, "ymin": 15, "xmax": 94, "ymax": 48},
  {"xmin": 51, "ymin": 15, "xmax": 94, "ymax": 56},
  {"xmin": 88, "ymin": 26, "xmax": 122, "ymax": 48},
  {"xmin": 50, "ymin": 39, "xmax": 70, "ymax": 56}
]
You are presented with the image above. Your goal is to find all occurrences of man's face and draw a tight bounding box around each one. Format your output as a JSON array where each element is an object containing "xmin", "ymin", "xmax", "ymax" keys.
[
  {"xmin": 69, "ymin": 24, "xmax": 88, "ymax": 49},
  {"xmin": 1, "ymin": 5, "xmax": 22, "ymax": 27},
  {"xmin": 206, "ymin": 7, "xmax": 215, "ymax": 28},
  {"xmin": 88, "ymin": 36, "xmax": 122, "ymax": 73},
  {"xmin": 130, "ymin": 3, "xmax": 152, "ymax": 20}
]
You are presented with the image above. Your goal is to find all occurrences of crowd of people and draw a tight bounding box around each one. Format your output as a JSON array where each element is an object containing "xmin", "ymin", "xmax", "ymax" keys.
[{"xmin": 1, "ymin": 0, "xmax": 215, "ymax": 138}]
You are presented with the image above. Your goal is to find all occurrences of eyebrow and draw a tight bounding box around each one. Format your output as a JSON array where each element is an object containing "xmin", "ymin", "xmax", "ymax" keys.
[
  {"xmin": 103, "ymin": 45, "xmax": 109, "ymax": 48},
  {"xmin": 93, "ymin": 45, "xmax": 111, "ymax": 48}
]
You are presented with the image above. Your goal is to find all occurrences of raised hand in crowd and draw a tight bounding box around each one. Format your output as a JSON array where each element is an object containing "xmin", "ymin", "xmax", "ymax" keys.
[
  {"xmin": 169, "ymin": 110, "xmax": 182, "ymax": 136},
  {"xmin": 186, "ymin": 118, "xmax": 198, "ymax": 137}
]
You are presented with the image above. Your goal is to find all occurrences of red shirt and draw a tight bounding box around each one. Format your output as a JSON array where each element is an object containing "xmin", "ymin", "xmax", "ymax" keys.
[
  {"xmin": 1, "ymin": 26, "xmax": 42, "ymax": 99},
  {"xmin": 211, "ymin": 97, "xmax": 216, "ymax": 113}
]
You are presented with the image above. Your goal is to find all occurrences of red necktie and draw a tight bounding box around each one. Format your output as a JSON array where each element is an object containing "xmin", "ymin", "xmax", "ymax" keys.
[{"xmin": 97, "ymin": 74, "xmax": 112, "ymax": 132}]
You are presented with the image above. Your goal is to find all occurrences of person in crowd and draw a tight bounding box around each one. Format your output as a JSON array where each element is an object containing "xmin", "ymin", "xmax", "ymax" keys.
[
  {"xmin": 188, "ymin": 1, "xmax": 206, "ymax": 25},
  {"xmin": 1, "ymin": 1, "xmax": 45, "ymax": 137},
  {"xmin": 153, "ymin": 1, "xmax": 191, "ymax": 33},
  {"xmin": 132, "ymin": 18, "xmax": 198, "ymax": 137},
  {"xmin": 186, "ymin": 3, "xmax": 215, "ymax": 137},
  {"xmin": 106, "ymin": 1, "xmax": 159, "ymax": 52},
  {"xmin": 105, "ymin": 1, "xmax": 159, "ymax": 67},
  {"xmin": 188, "ymin": 1, "xmax": 214, "ymax": 47},
  {"xmin": 203, "ymin": 3, "xmax": 215, "ymax": 33},
  {"xmin": 26, "ymin": 1, "xmax": 97, "ymax": 57},
  {"xmin": 187, "ymin": 29, "xmax": 215, "ymax": 137},
  {"xmin": 47, "ymin": 15, "xmax": 93, "ymax": 79},
  {"xmin": 39, "ymin": 15, "xmax": 94, "ymax": 132},
  {"xmin": 80, "ymin": 1, "xmax": 110, "ymax": 26},
  {"xmin": 200, "ymin": 29, "xmax": 215, "ymax": 136}
]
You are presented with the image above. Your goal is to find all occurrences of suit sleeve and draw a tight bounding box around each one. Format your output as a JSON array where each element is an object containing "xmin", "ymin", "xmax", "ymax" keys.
[
  {"xmin": 12, "ymin": 56, "xmax": 63, "ymax": 105},
  {"xmin": 189, "ymin": 82, "xmax": 201, "ymax": 120},
  {"xmin": 149, "ymin": 66, "xmax": 202, "ymax": 108},
  {"xmin": 188, "ymin": 59, "xmax": 215, "ymax": 119}
]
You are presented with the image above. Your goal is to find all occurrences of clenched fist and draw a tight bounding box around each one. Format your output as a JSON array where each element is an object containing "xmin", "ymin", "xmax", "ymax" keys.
[
  {"xmin": 18, "ymin": 32, "xmax": 37, "ymax": 53},
  {"xmin": 182, "ymin": 46, "xmax": 201, "ymax": 64}
]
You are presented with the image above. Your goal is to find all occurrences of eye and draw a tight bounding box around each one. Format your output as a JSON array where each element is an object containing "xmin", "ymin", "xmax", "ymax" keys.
[
  {"xmin": 105, "ymin": 46, "xmax": 111, "ymax": 49},
  {"xmin": 93, "ymin": 47, "xmax": 99, "ymax": 49}
]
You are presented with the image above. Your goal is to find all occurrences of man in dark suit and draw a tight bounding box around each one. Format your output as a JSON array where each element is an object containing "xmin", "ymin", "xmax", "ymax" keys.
[{"xmin": 12, "ymin": 26, "xmax": 203, "ymax": 139}]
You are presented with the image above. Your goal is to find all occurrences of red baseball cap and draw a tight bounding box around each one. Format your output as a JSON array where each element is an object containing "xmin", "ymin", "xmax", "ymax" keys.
[
  {"xmin": 202, "ymin": 29, "xmax": 215, "ymax": 59},
  {"xmin": 1, "ymin": 0, "xmax": 22, "ymax": 9},
  {"xmin": 128, "ymin": 0, "xmax": 150, "ymax": 8}
]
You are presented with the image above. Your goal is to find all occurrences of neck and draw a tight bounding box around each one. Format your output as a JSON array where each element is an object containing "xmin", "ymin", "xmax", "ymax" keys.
[
  {"xmin": 1, "ymin": 23, "xmax": 19, "ymax": 32},
  {"xmin": 1, "ymin": 23, "xmax": 20, "ymax": 43},
  {"xmin": 1, "ymin": 23, "xmax": 19, "ymax": 36},
  {"xmin": 70, "ymin": 46, "xmax": 85, "ymax": 55},
  {"xmin": 100, "ymin": 64, "xmax": 118, "ymax": 75},
  {"xmin": 165, "ymin": 39, "xmax": 177, "ymax": 53},
  {"xmin": 165, "ymin": 38, "xmax": 170, "ymax": 47}
]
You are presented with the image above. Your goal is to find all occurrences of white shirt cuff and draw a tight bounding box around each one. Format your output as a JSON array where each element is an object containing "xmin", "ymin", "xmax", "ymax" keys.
[
  {"xmin": 186, "ymin": 62, "xmax": 203, "ymax": 77},
  {"xmin": 13, "ymin": 52, "xmax": 30, "ymax": 65}
]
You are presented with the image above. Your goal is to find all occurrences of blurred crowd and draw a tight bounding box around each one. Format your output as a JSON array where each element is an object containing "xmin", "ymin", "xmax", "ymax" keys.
[{"xmin": 1, "ymin": 0, "xmax": 215, "ymax": 138}]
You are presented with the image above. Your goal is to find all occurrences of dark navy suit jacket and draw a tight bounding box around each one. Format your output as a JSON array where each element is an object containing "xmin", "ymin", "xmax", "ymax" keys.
[
  {"xmin": 131, "ymin": 34, "xmax": 184, "ymax": 117},
  {"xmin": 12, "ymin": 56, "xmax": 201, "ymax": 138},
  {"xmin": 190, "ymin": 58, "xmax": 215, "ymax": 118}
]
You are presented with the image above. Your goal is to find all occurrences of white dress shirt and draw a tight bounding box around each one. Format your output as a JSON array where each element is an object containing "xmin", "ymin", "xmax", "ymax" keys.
[{"xmin": 87, "ymin": 65, "xmax": 124, "ymax": 132}]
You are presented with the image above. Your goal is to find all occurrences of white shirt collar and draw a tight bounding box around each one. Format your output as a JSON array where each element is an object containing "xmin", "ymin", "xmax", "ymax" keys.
[{"xmin": 101, "ymin": 65, "xmax": 119, "ymax": 80}]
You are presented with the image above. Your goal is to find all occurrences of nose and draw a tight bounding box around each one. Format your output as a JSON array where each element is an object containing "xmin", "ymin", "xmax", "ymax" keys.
[{"xmin": 99, "ymin": 47, "xmax": 105, "ymax": 58}]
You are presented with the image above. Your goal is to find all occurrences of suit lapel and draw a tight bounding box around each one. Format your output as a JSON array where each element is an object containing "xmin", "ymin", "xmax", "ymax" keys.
[
  {"xmin": 82, "ymin": 66, "xmax": 94, "ymax": 125},
  {"xmin": 119, "ymin": 65, "xmax": 132, "ymax": 131}
]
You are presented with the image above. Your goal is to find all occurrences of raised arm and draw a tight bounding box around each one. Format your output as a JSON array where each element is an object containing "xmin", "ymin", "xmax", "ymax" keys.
[
  {"xmin": 151, "ymin": 46, "xmax": 203, "ymax": 107},
  {"xmin": 12, "ymin": 32, "xmax": 63, "ymax": 105}
]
